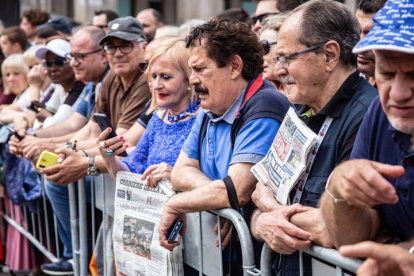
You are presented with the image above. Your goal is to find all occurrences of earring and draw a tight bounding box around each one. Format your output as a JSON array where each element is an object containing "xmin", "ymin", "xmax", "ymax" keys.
[{"xmin": 187, "ymin": 86, "xmax": 191, "ymax": 91}]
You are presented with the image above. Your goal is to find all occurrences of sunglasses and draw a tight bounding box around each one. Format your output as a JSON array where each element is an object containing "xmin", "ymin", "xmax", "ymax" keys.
[
  {"xmin": 261, "ymin": 39, "xmax": 277, "ymax": 55},
  {"xmin": 138, "ymin": 62, "xmax": 148, "ymax": 72},
  {"xmin": 43, "ymin": 58, "xmax": 68, "ymax": 69},
  {"xmin": 252, "ymin": 13, "xmax": 279, "ymax": 25}
]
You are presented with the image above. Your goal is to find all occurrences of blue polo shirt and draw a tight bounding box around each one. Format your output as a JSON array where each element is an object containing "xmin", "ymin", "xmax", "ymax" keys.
[
  {"xmin": 76, "ymin": 82, "xmax": 96, "ymax": 119},
  {"xmin": 182, "ymin": 91, "xmax": 281, "ymax": 180},
  {"xmin": 351, "ymin": 97, "xmax": 414, "ymax": 241}
]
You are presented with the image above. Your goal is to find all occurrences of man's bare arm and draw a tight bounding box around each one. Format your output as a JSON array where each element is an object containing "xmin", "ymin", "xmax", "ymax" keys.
[
  {"xmin": 171, "ymin": 152, "xmax": 211, "ymax": 192},
  {"xmin": 34, "ymin": 113, "xmax": 87, "ymax": 138}
]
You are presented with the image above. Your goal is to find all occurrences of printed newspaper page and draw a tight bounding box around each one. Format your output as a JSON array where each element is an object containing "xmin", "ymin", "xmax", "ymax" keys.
[
  {"xmin": 251, "ymin": 107, "xmax": 318, "ymax": 205},
  {"xmin": 113, "ymin": 171, "xmax": 183, "ymax": 276}
]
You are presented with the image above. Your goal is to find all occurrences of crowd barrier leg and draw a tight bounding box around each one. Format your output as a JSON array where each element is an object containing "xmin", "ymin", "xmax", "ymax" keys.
[
  {"xmin": 260, "ymin": 243, "xmax": 273, "ymax": 276},
  {"xmin": 78, "ymin": 178, "xmax": 89, "ymax": 275},
  {"xmin": 197, "ymin": 212, "xmax": 203, "ymax": 275},
  {"xmin": 68, "ymin": 183, "xmax": 80, "ymax": 276}
]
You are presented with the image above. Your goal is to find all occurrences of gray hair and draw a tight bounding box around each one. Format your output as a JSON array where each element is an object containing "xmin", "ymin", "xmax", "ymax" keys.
[
  {"xmin": 259, "ymin": 12, "xmax": 290, "ymax": 35},
  {"xmin": 293, "ymin": 0, "xmax": 360, "ymax": 67},
  {"xmin": 72, "ymin": 26, "xmax": 105, "ymax": 47}
]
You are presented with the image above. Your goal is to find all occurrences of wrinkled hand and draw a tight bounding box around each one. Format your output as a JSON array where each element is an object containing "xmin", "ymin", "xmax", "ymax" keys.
[
  {"xmin": 252, "ymin": 182, "xmax": 278, "ymax": 212},
  {"xmin": 158, "ymin": 203, "xmax": 187, "ymax": 252},
  {"xmin": 255, "ymin": 204, "xmax": 314, "ymax": 255},
  {"xmin": 27, "ymin": 64, "xmax": 47, "ymax": 88},
  {"xmin": 142, "ymin": 162, "xmax": 173, "ymax": 188},
  {"xmin": 340, "ymin": 241, "xmax": 414, "ymax": 276},
  {"xmin": 213, "ymin": 217, "xmax": 233, "ymax": 250},
  {"xmin": 41, "ymin": 148, "xmax": 88, "ymax": 185},
  {"xmin": 22, "ymin": 140, "xmax": 57, "ymax": 162},
  {"xmin": 329, "ymin": 160, "xmax": 404, "ymax": 208},
  {"xmin": 96, "ymin": 128, "xmax": 127, "ymax": 161}
]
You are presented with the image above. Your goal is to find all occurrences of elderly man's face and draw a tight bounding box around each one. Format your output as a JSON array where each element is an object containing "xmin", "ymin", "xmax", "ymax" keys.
[
  {"xmin": 188, "ymin": 44, "xmax": 236, "ymax": 116},
  {"xmin": 105, "ymin": 37, "xmax": 146, "ymax": 78},
  {"xmin": 375, "ymin": 50, "xmax": 414, "ymax": 135},
  {"xmin": 356, "ymin": 10, "xmax": 376, "ymax": 78},
  {"xmin": 274, "ymin": 13, "xmax": 326, "ymax": 106}
]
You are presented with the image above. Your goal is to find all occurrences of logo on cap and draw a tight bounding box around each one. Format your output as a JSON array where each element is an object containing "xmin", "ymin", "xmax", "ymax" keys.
[{"xmin": 112, "ymin": 23, "xmax": 119, "ymax": 30}]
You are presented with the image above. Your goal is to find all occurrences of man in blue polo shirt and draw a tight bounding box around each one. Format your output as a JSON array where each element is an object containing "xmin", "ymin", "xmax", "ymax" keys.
[
  {"xmin": 157, "ymin": 18, "xmax": 292, "ymax": 271},
  {"xmin": 321, "ymin": 0, "xmax": 414, "ymax": 274}
]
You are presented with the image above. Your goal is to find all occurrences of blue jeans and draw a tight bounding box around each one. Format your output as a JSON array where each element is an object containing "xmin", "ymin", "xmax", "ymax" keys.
[{"xmin": 44, "ymin": 177, "xmax": 92, "ymax": 259}]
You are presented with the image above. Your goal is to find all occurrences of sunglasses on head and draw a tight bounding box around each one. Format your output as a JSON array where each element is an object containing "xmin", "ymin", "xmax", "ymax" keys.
[
  {"xmin": 43, "ymin": 58, "xmax": 68, "ymax": 69},
  {"xmin": 252, "ymin": 13, "xmax": 280, "ymax": 25},
  {"xmin": 261, "ymin": 39, "xmax": 277, "ymax": 55}
]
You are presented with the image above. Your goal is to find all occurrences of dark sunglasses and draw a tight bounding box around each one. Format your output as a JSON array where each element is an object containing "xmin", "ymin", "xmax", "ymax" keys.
[
  {"xmin": 43, "ymin": 58, "xmax": 68, "ymax": 69},
  {"xmin": 252, "ymin": 13, "xmax": 279, "ymax": 24},
  {"xmin": 261, "ymin": 39, "xmax": 277, "ymax": 55},
  {"xmin": 138, "ymin": 62, "xmax": 148, "ymax": 72}
]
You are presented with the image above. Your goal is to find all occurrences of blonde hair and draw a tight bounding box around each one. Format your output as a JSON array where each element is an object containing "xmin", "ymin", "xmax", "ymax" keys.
[
  {"xmin": 23, "ymin": 44, "xmax": 43, "ymax": 67},
  {"xmin": 259, "ymin": 12, "xmax": 290, "ymax": 35},
  {"xmin": 146, "ymin": 38, "xmax": 197, "ymax": 115},
  {"xmin": 1, "ymin": 54, "xmax": 29, "ymax": 95}
]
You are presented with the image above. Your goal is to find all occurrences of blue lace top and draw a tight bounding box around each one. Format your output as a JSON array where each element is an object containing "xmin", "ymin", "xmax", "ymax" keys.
[{"xmin": 122, "ymin": 113, "xmax": 197, "ymax": 174}]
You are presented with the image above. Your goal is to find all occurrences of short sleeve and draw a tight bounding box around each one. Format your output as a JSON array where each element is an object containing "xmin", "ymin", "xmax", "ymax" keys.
[
  {"xmin": 181, "ymin": 111, "xmax": 204, "ymax": 160},
  {"xmin": 230, "ymin": 118, "xmax": 281, "ymax": 164},
  {"xmin": 75, "ymin": 98, "xmax": 88, "ymax": 117}
]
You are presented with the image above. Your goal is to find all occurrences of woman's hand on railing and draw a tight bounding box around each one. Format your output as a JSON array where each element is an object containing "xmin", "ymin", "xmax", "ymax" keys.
[
  {"xmin": 142, "ymin": 162, "xmax": 172, "ymax": 188},
  {"xmin": 96, "ymin": 128, "xmax": 127, "ymax": 160}
]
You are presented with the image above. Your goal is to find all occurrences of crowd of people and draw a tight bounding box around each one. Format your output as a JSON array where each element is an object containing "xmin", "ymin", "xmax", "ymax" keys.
[{"xmin": 0, "ymin": 0, "xmax": 413, "ymax": 275}]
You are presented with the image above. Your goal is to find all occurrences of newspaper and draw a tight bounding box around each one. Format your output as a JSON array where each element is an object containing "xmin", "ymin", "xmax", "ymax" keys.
[
  {"xmin": 251, "ymin": 107, "xmax": 319, "ymax": 205},
  {"xmin": 113, "ymin": 171, "xmax": 184, "ymax": 276}
]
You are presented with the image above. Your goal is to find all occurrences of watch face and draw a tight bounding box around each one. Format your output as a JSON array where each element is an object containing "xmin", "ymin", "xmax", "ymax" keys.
[{"xmin": 88, "ymin": 167, "xmax": 99, "ymax": 177}]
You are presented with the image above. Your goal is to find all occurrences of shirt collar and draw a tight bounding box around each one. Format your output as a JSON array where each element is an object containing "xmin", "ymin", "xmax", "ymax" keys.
[{"xmin": 206, "ymin": 87, "xmax": 246, "ymax": 124}]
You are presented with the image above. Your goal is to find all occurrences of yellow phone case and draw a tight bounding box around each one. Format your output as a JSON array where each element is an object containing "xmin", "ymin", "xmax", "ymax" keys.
[{"xmin": 36, "ymin": 151, "xmax": 59, "ymax": 170}]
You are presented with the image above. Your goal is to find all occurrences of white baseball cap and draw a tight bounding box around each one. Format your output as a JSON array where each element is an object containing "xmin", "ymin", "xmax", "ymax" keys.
[{"xmin": 35, "ymin": 38, "xmax": 71, "ymax": 60}]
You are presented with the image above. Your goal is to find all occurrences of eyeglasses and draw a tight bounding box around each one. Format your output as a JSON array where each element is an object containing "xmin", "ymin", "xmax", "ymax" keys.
[
  {"xmin": 252, "ymin": 13, "xmax": 279, "ymax": 25},
  {"xmin": 273, "ymin": 45, "xmax": 323, "ymax": 69},
  {"xmin": 261, "ymin": 39, "xmax": 277, "ymax": 55},
  {"xmin": 138, "ymin": 62, "xmax": 148, "ymax": 72},
  {"xmin": 43, "ymin": 58, "xmax": 69, "ymax": 69},
  {"xmin": 103, "ymin": 41, "xmax": 142, "ymax": 55},
  {"xmin": 66, "ymin": 49, "xmax": 103, "ymax": 63}
]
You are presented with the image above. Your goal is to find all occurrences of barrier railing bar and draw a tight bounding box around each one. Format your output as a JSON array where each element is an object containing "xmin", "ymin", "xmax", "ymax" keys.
[
  {"xmin": 31, "ymin": 209, "xmax": 36, "ymax": 240},
  {"xmin": 260, "ymin": 243, "xmax": 273, "ymax": 276},
  {"xmin": 336, "ymin": 266, "xmax": 343, "ymax": 276},
  {"xmin": 36, "ymin": 200, "xmax": 43, "ymax": 245},
  {"xmin": 217, "ymin": 215, "xmax": 223, "ymax": 276},
  {"xmin": 23, "ymin": 206, "xmax": 28, "ymax": 232},
  {"xmin": 3, "ymin": 214, "xmax": 58, "ymax": 262},
  {"xmin": 68, "ymin": 182, "xmax": 80, "ymax": 276},
  {"xmin": 9, "ymin": 198, "xmax": 14, "ymax": 220},
  {"xmin": 211, "ymin": 209, "xmax": 260, "ymax": 276},
  {"xmin": 102, "ymin": 175, "xmax": 107, "ymax": 276},
  {"xmin": 78, "ymin": 178, "xmax": 88, "ymax": 276},
  {"xmin": 41, "ymin": 176, "xmax": 52, "ymax": 252},
  {"xmin": 299, "ymin": 250, "xmax": 304, "ymax": 276},
  {"xmin": 53, "ymin": 214, "xmax": 61, "ymax": 259},
  {"xmin": 197, "ymin": 212, "xmax": 203, "ymax": 276},
  {"xmin": 302, "ymin": 245, "xmax": 362, "ymax": 273},
  {"xmin": 91, "ymin": 177, "xmax": 96, "ymax": 249}
]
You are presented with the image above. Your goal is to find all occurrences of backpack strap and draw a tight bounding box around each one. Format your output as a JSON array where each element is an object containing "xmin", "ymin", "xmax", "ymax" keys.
[{"xmin": 197, "ymin": 113, "xmax": 210, "ymax": 169}]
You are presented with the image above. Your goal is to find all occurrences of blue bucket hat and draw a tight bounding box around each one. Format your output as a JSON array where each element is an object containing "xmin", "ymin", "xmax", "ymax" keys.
[{"xmin": 353, "ymin": 0, "xmax": 414, "ymax": 54}]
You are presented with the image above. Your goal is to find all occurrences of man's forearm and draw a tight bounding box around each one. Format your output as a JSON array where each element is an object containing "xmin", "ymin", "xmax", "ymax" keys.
[
  {"xmin": 320, "ymin": 192, "xmax": 380, "ymax": 248},
  {"xmin": 167, "ymin": 180, "xmax": 229, "ymax": 213},
  {"xmin": 35, "ymin": 116, "xmax": 86, "ymax": 138},
  {"xmin": 171, "ymin": 165, "xmax": 211, "ymax": 191},
  {"xmin": 250, "ymin": 209, "xmax": 265, "ymax": 241}
]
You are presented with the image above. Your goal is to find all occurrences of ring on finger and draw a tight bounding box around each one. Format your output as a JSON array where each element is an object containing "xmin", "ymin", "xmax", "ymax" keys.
[
  {"xmin": 106, "ymin": 149, "xmax": 114, "ymax": 155},
  {"xmin": 100, "ymin": 141, "xmax": 106, "ymax": 148}
]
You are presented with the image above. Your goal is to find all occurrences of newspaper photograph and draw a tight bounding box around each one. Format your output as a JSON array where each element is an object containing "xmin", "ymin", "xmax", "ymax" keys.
[
  {"xmin": 251, "ymin": 107, "xmax": 318, "ymax": 205},
  {"xmin": 113, "ymin": 171, "xmax": 184, "ymax": 276}
]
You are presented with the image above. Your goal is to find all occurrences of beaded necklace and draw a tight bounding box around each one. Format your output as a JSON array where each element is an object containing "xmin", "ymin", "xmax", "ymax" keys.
[{"xmin": 167, "ymin": 98, "xmax": 201, "ymax": 123}]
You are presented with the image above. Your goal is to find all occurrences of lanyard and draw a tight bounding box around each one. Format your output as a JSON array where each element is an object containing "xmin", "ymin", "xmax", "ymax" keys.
[{"xmin": 291, "ymin": 115, "xmax": 334, "ymax": 204}]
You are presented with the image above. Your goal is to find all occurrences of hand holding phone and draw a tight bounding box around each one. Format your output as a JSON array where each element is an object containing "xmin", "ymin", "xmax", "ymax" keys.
[
  {"xmin": 93, "ymin": 113, "xmax": 127, "ymax": 157},
  {"xmin": 7, "ymin": 127, "xmax": 24, "ymax": 141},
  {"xmin": 167, "ymin": 219, "xmax": 184, "ymax": 243},
  {"xmin": 36, "ymin": 151, "xmax": 59, "ymax": 170}
]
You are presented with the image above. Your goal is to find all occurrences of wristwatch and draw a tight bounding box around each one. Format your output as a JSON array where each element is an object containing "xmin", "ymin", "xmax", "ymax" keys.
[{"xmin": 87, "ymin": 156, "xmax": 100, "ymax": 177}]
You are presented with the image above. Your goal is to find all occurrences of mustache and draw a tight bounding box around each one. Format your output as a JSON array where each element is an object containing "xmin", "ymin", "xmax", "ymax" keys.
[
  {"xmin": 282, "ymin": 75, "xmax": 295, "ymax": 84},
  {"xmin": 194, "ymin": 84, "xmax": 209, "ymax": 95}
]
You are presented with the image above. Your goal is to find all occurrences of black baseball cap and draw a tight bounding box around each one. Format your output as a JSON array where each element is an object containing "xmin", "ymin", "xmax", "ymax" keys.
[{"xmin": 99, "ymin": 16, "xmax": 147, "ymax": 46}]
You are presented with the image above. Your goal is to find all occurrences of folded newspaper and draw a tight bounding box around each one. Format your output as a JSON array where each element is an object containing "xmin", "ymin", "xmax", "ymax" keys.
[
  {"xmin": 251, "ymin": 107, "xmax": 318, "ymax": 205},
  {"xmin": 113, "ymin": 171, "xmax": 184, "ymax": 276}
]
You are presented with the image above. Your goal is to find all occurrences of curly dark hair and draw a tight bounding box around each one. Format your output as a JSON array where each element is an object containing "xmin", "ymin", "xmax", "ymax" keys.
[
  {"xmin": 23, "ymin": 8, "xmax": 50, "ymax": 26},
  {"xmin": 185, "ymin": 18, "xmax": 263, "ymax": 81},
  {"xmin": 357, "ymin": 0, "xmax": 386, "ymax": 14}
]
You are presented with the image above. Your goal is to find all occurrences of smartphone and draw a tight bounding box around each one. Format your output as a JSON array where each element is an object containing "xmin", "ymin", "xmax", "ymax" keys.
[
  {"xmin": 36, "ymin": 151, "xmax": 59, "ymax": 170},
  {"xmin": 7, "ymin": 127, "xmax": 24, "ymax": 141},
  {"xmin": 167, "ymin": 219, "xmax": 184, "ymax": 243},
  {"xmin": 93, "ymin": 113, "xmax": 127, "ymax": 157}
]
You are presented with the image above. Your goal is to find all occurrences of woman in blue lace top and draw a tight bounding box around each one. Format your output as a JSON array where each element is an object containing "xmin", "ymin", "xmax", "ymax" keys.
[{"xmin": 97, "ymin": 38, "xmax": 199, "ymax": 187}]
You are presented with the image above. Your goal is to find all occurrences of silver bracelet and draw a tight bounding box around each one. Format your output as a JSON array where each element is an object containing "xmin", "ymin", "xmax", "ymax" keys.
[{"xmin": 325, "ymin": 172, "xmax": 346, "ymax": 203}]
